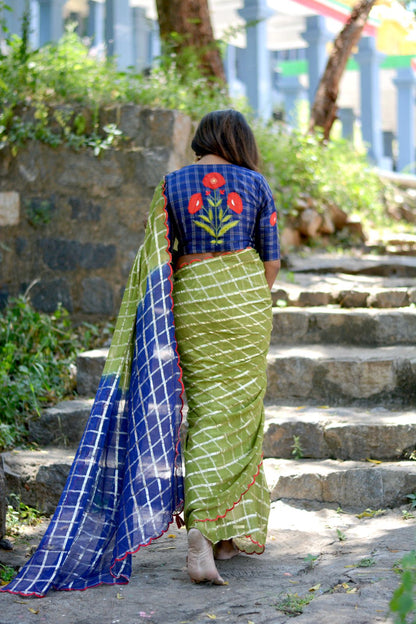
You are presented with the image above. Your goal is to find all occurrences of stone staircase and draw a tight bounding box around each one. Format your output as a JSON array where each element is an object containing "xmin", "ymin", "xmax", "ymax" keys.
[{"xmin": 3, "ymin": 252, "xmax": 416, "ymax": 514}]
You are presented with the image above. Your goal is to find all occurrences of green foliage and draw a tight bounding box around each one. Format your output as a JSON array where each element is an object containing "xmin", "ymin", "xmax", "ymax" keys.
[
  {"xmin": 291, "ymin": 435, "xmax": 304, "ymax": 460},
  {"xmin": 0, "ymin": 25, "xmax": 233, "ymax": 155},
  {"xmin": 0, "ymin": 12, "xmax": 394, "ymax": 233},
  {"xmin": 0, "ymin": 564, "xmax": 16, "ymax": 585},
  {"xmin": 0, "ymin": 296, "xmax": 113, "ymax": 450},
  {"xmin": 255, "ymin": 123, "xmax": 387, "ymax": 231},
  {"xmin": 6, "ymin": 493, "xmax": 44, "ymax": 533},
  {"xmin": 390, "ymin": 551, "xmax": 416, "ymax": 623},
  {"xmin": 275, "ymin": 592, "xmax": 315, "ymax": 616}
]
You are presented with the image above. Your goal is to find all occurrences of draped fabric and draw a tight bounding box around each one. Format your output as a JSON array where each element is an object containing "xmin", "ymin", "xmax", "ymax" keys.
[
  {"xmin": 1, "ymin": 181, "xmax": 184, "ymax": 597},
  {"xmin": 172, "ymin": 249, "xmax": 272, "ymax": 554}
]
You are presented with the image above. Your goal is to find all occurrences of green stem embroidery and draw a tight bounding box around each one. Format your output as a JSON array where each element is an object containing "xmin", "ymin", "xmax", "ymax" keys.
[{"xmin": 194, "ymin": 189, "xmax": 239, "ymax": 245}]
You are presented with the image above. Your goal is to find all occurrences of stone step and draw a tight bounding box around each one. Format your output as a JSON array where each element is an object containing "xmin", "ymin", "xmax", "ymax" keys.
[
  {"xmin": 76, "ymin": 348, "xmax": 107, "ymax": 396},
  {"xmin": 263, "ymin": 405, "xmax": 416, "ymax": 461},
  {"xmin": 265, "ymin": 457, "xmax": 416, "ymax": 510},
  {"xmin": 272, "ymin": 285, "xmax": 416, "ymax": 308},
  {"xmin": 266, "ymin": 344, "xmax": 416, "ymax": 406},
  {"xmin": 271, "ymin": 306, "xmax": 416, "ymax": 346},
  {"xmin": 2, "ymin": 448, "xmax": 75, "ymax": 514},
  {"xmin": 28, "ymin": 399, "xmax": 92, "ymax": 448},
  {"xmin": 4, "ymin": 447, "xmax": 416, "ymax": 515},
  {"xmin": 283, "ymin": 252, "xmax": 416, "ymax": 277},
  {"xmin": 77, "ymin": 344, "xmax": 416, "ymax": 407}
]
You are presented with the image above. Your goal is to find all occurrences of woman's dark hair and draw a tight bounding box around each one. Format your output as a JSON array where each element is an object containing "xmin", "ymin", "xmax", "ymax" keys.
[{"xmin": 191, "ymin": 110, "xmax": 259, "ymax": 171}]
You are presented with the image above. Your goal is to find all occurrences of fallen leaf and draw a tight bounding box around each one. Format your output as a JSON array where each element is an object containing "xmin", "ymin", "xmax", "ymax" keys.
[
  {"xmin": 116, "ymin": 592, "xmax": 124, "ymax": 600},
  {"xmin": 167, "ymin": 534, "xmax": 177, "ymax": 539},
  {"xmin": 28, "ymin": 608, "xmax": 39, "ymax": 614},
  {"xmin": 347, "ymin": 588, "xmax": 358, "ymax": 594},
  {"xmin": 342, "ymin": 583, "xmax": 349, "ymax": 589},
  {"xmin": 366, "ymin": 458, "xmax": 382, "ymax": 464},
  {"xmin": 206, "ymin": 614, "xmax": 217, "ymax": 620},
  {"xmin": 309, "ymin": 584, "xmax": 321, "ymax": 592}
]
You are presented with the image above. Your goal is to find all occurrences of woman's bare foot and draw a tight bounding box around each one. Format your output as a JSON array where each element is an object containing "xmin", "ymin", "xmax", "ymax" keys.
[
  {"xmin": 214, "ymin": 539, "xmax": 240, "ymax": 560},
  {"xmin": 187, "ymin": 528, "xmax": 225, "ymax": 585}
]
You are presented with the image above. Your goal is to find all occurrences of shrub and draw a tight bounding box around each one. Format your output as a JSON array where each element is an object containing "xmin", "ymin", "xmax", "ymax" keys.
[{"xmin": 0, "ymin": 296, "xmax": 113, "ymax": 450}]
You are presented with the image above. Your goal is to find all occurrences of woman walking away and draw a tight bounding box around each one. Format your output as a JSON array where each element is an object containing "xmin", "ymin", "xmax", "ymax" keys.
[
  {"xmin": 0, "ymin": 109, "xmax": 279, "ymax": 596},
  {"xmin": 167, "ymin": 110, "xmax": 280, "ymax": 584}
]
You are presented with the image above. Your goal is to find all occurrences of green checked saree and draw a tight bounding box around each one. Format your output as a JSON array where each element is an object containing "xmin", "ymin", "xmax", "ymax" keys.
[{"xmin": 173, "ymin": 248, "xmax": 272, "ymax": 554}]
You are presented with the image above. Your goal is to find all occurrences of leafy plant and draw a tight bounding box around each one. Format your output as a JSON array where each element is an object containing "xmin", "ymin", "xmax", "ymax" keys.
[
  {"xmin": 390, "ymin": 551, "xmax": 416, "ymax": 623},
  {"xmin": 275, "ymin": 592, "xmax": 315, "ymax": 616},
  {"xmin": 0, "ymin": 295, "xmax": 113, "ymax": 449},
  {"xmin": 254, "ymin": 123, "xmax": 388, "ymax": 231},
  {"xmin": 6, "ymin": 494, "xmax": 44, "ymax": 535},
  {"xmin": 337, "ymin": 529, "xmax": 347, "ymax": 541},
  {"xmin": 407, "ymin": 494, "xmax": 416, "ymax": 510},
  {"xmin": 291, "ymin": 435, "xmax": 304, "ymax": 460},
  {"xmin": 304, "ymin": 553, "xmax": 319, "ymax": 569},
  {"xmin": 0, "ymin": 563, "xmax": 16, "ymax": 585}
]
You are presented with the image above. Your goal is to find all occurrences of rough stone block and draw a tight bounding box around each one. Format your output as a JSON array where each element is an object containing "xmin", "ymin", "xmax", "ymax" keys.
[
  {"xmin": 323, "ymin": 359, "xmax": 395, "ymax": 399},
  {"xmin": 81, "ymin": 277, "xmax": 114, "ymax": 315},
  {"xmin": 76, "ymin": 349, "xmax": 108, "ymax": 396},
  {"xmin": 0, "ymin": 191, "xmax": 19, "ymax": 226},
  {"xmin": 28, "ymin": 399, "xmax": 92, "ymax": 448},
  {"xmin": 69, "ymin": 197, "xmax": 102, "ymax": 221},
  {"xmin": 39, "ymin": 238, "xmax": 116, "ymax": 271},
  {"xmin": 368, "ymin": 289, "xmax": 409, "ymax": 308},
  {"xmin": 30, "ymin": 278, "xmax": 73, "ymax": 313},
  {"xmin": 266, "ymin": 458, "xmax": 416, "ymax": 508},
  {"xmin": 297, "ymin": 291, "xmax": 332, "ymax": 307},
  {"xmin": 2, "ymin": 448, "xmax": 74, "ymax": 514},
  {"xmin": 339, "ymin": 290, "xmax": 369, "ymax": 308}
]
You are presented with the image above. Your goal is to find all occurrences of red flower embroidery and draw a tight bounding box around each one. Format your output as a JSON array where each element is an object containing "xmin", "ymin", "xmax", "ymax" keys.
[
  {"xmin": 202, "ymin": 172, "xmax": 226, "ymax": 190},
  {"xmin": 188, "ymin": 192, "xmax": 203, "ymax": 214},
  {"xmin": 227, "ymin": 192, "xmax": 243, "ymax": 214},
  {"xmin": 270, "ymin": 211, "xmax": 277, "ymax": 226}
]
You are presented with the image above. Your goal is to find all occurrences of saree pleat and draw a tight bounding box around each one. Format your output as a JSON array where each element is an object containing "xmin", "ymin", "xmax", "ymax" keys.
[{"xmin": 172, "ymin": 249, "xmax": 272, "ymax": 553}]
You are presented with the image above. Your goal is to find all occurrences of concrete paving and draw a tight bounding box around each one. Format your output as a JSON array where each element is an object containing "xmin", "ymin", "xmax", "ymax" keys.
[{"xmin": 1, "ymin": 499, "xmax": 414, "ymax": 624}]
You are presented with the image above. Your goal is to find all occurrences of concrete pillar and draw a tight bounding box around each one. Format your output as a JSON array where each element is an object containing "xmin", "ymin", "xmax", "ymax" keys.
[
  {"xmin": 301, "ymin": 15, "xmax": 332, "ymax": 105},
  {"xmin": 88, "ymin": 0, "xmax": 105, "ymax": 48},
  {"xmin": 338, "ymin": 108, "xmax": 355, "ymax": 140},
  {"xmin": 30, "ymin": 0, "xmax": 40, "ymax": 48},
  {"xmin": 355, "ymin": 36, "xmax": 383, "ymax": 165},
  {"xmin": 105, "ymin": 0, "xmax": 133, "ymax": 70},
  {"xmin": 279, "ymin": 75, "xmax": 306, "ymax": 127},
  {"xmin": 238, "ymin": 0, "xmax": 274, "ymax": 120},
  {"xmin": 393, "ymin": 67, "xmax": 416, "ymax": 173},
  {"xmin": 225, "ymin": 45, "xmax": 246, "ymax": 100},
  {"xmin": 38, "ymin": 0, "xmax": 64, "ymax": 45},
  {"xmin": 4, "ymin": 0, "xmax": 26, "ymax": 37},
  {"xmin": 132, "ymin": 6, "xmax": 149, "ymax": 72},
  {"xmin": 148, "ymin": 19, "xmax": 161, "ymax": 64}
]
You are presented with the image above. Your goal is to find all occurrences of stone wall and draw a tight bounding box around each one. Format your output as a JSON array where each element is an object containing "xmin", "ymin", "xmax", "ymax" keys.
[{"xmin": 0, "ymin": 107, "xmax": 193, "ymax": 318}]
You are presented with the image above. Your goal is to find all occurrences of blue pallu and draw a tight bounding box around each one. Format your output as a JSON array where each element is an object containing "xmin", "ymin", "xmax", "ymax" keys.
[{"xmin": 1, "ymin": 181, "xmax": 184, "ymax": 596}]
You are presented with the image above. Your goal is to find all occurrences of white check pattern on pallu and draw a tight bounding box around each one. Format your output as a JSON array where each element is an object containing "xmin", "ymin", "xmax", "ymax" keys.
[{"xmin": 1, "ymin": 181, "xmax": 184, "ymax": 596}]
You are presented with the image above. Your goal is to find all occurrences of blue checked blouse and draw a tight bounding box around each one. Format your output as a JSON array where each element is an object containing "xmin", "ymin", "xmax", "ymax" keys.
[{"xmin": 164, "ymin": 164, "xmax": 280, "ymax": 262}]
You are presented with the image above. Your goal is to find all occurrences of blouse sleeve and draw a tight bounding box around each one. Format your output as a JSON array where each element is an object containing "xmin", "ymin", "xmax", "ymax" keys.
[{"xmin": 255, "ymin": 176, "xmax": 280, "ymax": 262}]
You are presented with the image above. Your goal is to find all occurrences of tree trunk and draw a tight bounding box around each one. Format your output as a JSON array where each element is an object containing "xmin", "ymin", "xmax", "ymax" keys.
[
  {"xmin": 155, "ymin": 0, "xmax": 225, "ymax": 82},
  {"xmin": 308, "ymin": 0, "xmax": 377, "ymax": 139}
]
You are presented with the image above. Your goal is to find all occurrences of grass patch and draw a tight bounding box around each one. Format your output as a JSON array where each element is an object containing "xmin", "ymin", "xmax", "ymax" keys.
[{"xmin": 275, "ymin": 592, "xmax": 315, "ymax": 616}]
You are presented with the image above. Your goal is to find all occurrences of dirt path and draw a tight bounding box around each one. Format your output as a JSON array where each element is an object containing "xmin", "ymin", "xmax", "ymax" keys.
[{"xmin": 1, "ymin": 501, "xmax": 414, "ymax": 624}]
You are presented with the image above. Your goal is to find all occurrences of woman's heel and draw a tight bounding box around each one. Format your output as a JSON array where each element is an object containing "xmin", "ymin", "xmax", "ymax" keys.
[{"xmin": 187, "ymin": 528, "xmax": 225, "ymax": 585}]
